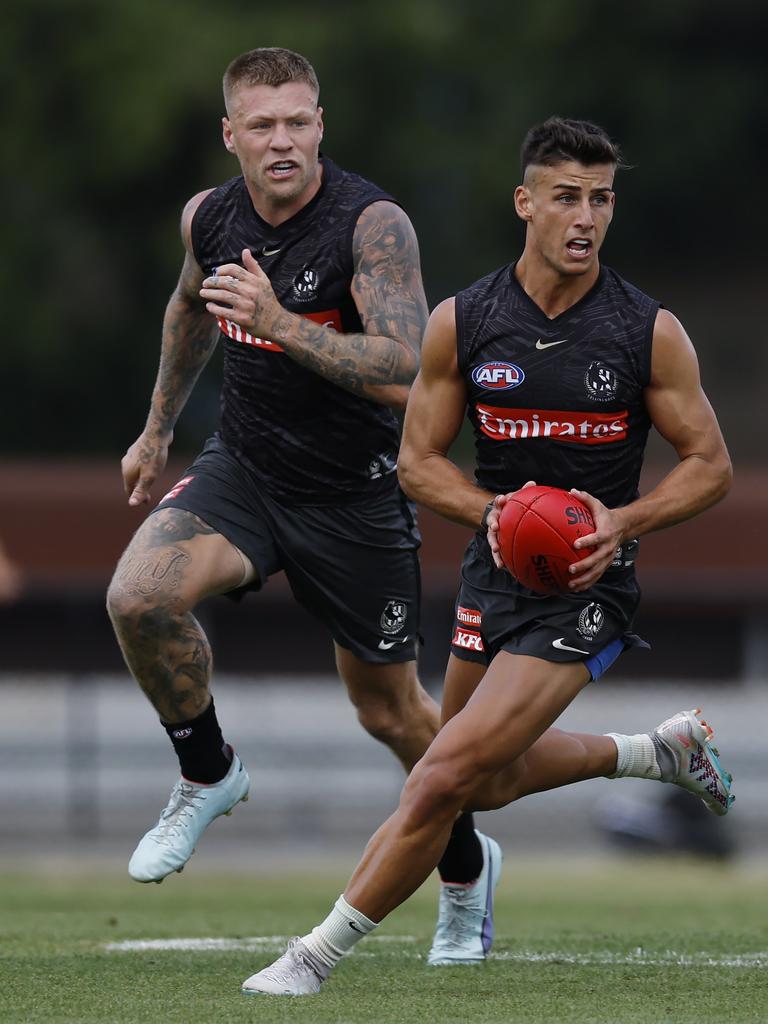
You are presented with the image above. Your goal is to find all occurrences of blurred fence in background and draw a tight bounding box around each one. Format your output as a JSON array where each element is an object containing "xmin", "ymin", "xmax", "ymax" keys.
[
  {"xmin": 0, "ymin": 457, "xmax": 765, "ymax": 865},
  {"xmin": 1, "ymin": 458, "xmax": 767, "ymax": 680},
  {"xmin": 0, "ymin": 673, "xmax": 759, "ymax": 868}
]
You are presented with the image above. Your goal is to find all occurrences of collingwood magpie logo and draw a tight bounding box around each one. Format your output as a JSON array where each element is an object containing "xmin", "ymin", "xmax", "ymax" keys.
[
  {"xmin": 367, "ymin": 451, "xmax": 396, "ymax": 480},
  {"xmin": 293, "ymin": 268, "xmax": 319, "ymax": 301},
  {"xmin": 380, "ymin": 600, "xmax": 407, "ymax": 635},
  {"xmin": 585, "ymin": 361, "xmax": 618, "ymax": 402},
  {"xmin": 577, "ymin": 602, "xmax": 605, "ymax": 641}
]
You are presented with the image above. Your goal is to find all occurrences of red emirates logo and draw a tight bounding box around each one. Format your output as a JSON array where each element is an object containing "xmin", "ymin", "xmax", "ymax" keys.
[
  {"xmin": 457, "ymin": 606, "xmax": 482, "ymax": 627},
  {"xmin": 475, "ymin": 404, "xmax": 628, "ymax": 444},
  {"xmin": 218, "ymin": 316, "xmax": 284, "ymax": 351},
  {"xmin": 452, "ymin": 627, "xmax": 484, "ymax": 651},
  {"xmin": 218, "ymin": 309, "xmax": 343, "ymax": 352}
]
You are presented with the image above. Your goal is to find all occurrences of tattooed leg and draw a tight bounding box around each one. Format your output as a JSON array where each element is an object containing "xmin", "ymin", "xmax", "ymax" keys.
[{"xmin": 107, "ymin": 508, "xmax": 250, "ymax": 723}]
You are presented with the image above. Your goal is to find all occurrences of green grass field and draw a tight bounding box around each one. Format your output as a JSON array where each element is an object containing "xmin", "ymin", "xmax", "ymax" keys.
[{"xmin": 2, "ymin": 858, "xmax": 767, "ymax": 1024}]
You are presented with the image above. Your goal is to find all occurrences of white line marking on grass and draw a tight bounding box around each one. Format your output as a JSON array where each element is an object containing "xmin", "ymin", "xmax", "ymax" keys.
[
  {"xmin": 105, "ymin": 935, "xmax": 416, "ymax": 953},
  {"xmin": 490, "ymin": 950, "xmax": 768, "ymax": 968},
  {"xmin": 106, "ymin": 938, "xmax": 283, "ymax": 953},
  {"xmin": 105, "ymin": 937, "xmax": 768, "ymax": 968}
]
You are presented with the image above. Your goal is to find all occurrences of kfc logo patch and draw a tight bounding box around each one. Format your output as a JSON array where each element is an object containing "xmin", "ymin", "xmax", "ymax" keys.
[{"xmin": 452, "ymin": 627, "xmax": 485, "ymax": 652}]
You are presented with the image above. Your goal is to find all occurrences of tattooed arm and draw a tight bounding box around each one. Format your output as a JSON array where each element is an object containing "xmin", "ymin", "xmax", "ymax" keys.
[
  {"xmin": 348, "ymin": 201, "xmax": 427, "ymax": 407},
  {"xmin": 122, "ymin": 191, "xmax": 220, "ymax": 506},
  {"xmin": 200, "ymin": 201, "xmax": 428, "ymax": 410}
]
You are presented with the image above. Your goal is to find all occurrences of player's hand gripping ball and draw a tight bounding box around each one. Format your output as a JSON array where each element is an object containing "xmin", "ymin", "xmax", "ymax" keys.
[{"xmin": 497, "ymin": 486, "xmax": 596, "ymax": 594}]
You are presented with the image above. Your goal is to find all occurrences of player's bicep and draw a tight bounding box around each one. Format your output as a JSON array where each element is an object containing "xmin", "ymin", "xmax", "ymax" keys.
[
  {"xmin": 350, "ymin": 201, "xmax": 428, "ymax": 361},
  {"xmin": 400, "ymin": 299, "xmax": 466, "ymax": 462},
  {"xmin": 174, "ymin": 250, "xmax": 208, "ymax": 305},
  {"xmin": 644, "ymin": 309, "xmax": 726, "ymax": 461}
]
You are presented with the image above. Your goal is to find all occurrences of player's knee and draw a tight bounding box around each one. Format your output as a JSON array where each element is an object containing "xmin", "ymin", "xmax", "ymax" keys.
[
  {"xmin": 354, "ymin": 680, "xmax": 433, "ymax": 748},
  {"xmin": 106, "ymin": 576, "xmax": 135, "ymax": 629},
  {"xmin": 401, "ymin": 755, "xmax": 483, "ymax": 827},
  {"xmin": 465, "ymin": 755, "xmax": 529, "ymax": 811},
  {"xmin": 499, "ymin": 756, "xmax": 529, "ymax": 803},
  {"xmin": 106, "ymin": 576, "xmax": 185, "ymax": 639},
  {"xmin": 355, "ymin": 699, "xmax": 411, "ymax": 748}
]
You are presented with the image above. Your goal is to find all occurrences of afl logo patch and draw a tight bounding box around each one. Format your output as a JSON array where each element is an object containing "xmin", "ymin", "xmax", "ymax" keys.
[{"xmin": 472, "ymin": 362, "xmax": 525, "ymax": 390}]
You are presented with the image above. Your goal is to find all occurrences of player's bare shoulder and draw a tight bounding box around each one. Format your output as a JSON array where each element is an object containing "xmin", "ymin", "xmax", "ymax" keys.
[
  {"xmin": 351, "ymin": 200, "xmax": 428, "ymax": 358},
  {"xmin": 649, "ymin": 307, "xmax": 700, "ymax": 384},
  {"xmin": 351, "ymin": 200, "xmax": 424, "ymax": 286},
  {"xmin": 352, "ymin": 200, "xmax": 421, "ymax": 272},
  {"xmin": 421, "ymin": 297, "xmax": 459, "ymax": 375},
  {"xmin": 428, "ymin": 296, "xmax": 457, "ymax": 330},
  {"xmin": 180, "ymin": 188, "xmax": 217, "ymax": 249},
  {"xmin": 174, "ymin": 189, "xmax": 216, "ymax": 300}
]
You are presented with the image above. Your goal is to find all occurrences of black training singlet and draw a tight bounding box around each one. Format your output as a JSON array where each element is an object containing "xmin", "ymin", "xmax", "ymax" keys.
[
  {"xmin": 191, "ymin": 157, "xmax": 401, "ymax": 505},
  {"xmin": 456, "ymin": 264, "xmax": 660, "ymax": 509}
]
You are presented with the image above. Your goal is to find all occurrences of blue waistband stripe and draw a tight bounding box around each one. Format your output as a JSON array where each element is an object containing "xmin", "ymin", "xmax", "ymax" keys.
[{"xmin": 585, "ymin": 637, "xmax": 626, "ymax": 681}]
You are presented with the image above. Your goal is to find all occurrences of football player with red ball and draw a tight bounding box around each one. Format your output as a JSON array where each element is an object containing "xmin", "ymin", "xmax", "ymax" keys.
[{"xmin": 244, "ymin": 116, "xmax": 735, "ymax": 996}]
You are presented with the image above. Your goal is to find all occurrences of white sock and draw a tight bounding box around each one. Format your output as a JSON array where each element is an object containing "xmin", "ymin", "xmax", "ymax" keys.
[
  {"xmin": 605, "ymin": 732, "xmax": 661, "ymax": 780},
  {"xmin": 301, "ymin": 894, "xmax": 378, "ymax": 971}
]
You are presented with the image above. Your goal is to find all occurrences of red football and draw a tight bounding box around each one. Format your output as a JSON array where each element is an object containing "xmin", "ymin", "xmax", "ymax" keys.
[{"xmin": 496, "ymin": 486, "xmax": 596, "ymax": 594}]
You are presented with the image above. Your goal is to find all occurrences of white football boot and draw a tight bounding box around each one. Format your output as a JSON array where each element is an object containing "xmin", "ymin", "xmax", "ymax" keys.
[
  {"xmin": 427, "ymin": 831, "xmax": 503, "ymax": 966},
  {"xmin": 242, "ymin": 938, "xmax": 329, "ymax": 996},
  {"xmin": 651, "ymin": 709, "xmax": 734, "ymax": 816},
  {"xmin": 128, "ymin": 752, "xmax": 249, "ymax": 882}
]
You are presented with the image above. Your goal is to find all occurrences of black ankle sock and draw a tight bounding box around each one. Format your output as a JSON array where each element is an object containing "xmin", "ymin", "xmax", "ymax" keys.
[
  {"xmin": 437, "ymin": 812, "xmax": 484, "ymax": 884},
  {"xmin": 163, "ymin": 698, "xmax": 232, "ymax": 784}
]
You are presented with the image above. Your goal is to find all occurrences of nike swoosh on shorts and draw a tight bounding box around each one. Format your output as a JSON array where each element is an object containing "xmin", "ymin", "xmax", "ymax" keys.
[
  {"xmin": 552, "ymin": 637, "xmax": 590, "ymax": 654},
  {"xmin": 378, "ymin": 636, "xmax": 410, "ymax": 650}
]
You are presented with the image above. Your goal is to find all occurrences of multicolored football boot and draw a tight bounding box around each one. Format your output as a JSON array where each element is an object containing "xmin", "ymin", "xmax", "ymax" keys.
[{"xmin": 651, "ymin": 709, "xmax": 734, "ymax": 816}]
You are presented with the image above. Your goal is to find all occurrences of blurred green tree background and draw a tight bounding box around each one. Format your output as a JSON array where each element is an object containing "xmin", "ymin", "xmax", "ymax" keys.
[{"xmin": 2, "ymin": 0, "xmax": 764, "ymax": 459}]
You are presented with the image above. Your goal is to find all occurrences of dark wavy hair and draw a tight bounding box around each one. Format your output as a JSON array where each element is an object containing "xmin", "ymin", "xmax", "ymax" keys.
[{"xmin": 521, "ymin": 117, "xmax": 623, "ymax": 175}]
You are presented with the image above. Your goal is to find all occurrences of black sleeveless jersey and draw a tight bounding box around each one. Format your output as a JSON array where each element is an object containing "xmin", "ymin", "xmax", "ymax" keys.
[
  {"xmin": 191, "ymin": 157, "xmax": 401, "ymax": 505},
  {"xmin": 456, "ymin": 264, "xmax": 659, "ymax": 509}
]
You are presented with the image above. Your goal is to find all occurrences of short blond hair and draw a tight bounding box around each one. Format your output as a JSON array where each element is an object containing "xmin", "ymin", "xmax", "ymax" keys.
[{"xmin": 223, "ymin": 47, "xmax": 319, "ymax": 108}]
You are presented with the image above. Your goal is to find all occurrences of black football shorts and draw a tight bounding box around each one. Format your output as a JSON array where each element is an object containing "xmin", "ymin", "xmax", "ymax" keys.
[
  {"xmin": 153, "ymin": 435, "xmax": 421, "ymax": 664},
  {"xmin": 450, "ymin": 533, "xmax": 648, "ymax": 681}
]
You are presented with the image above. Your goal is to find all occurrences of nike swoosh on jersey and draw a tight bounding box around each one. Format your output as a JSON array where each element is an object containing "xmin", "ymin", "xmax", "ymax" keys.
[
  {"xmin": 378, "ymin": 636, "xmax": 410, "ymax": 650},
  {"xmin": 262, "ymin": 246, "xmax": 281, "ymax": 256},
  {"xmin": 535, "ymin": 338, "xmax": 568, "ymax": 350},
  {"xmin": 552, "ymin": 638, "xmax": 590, "ymax": 654}
]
